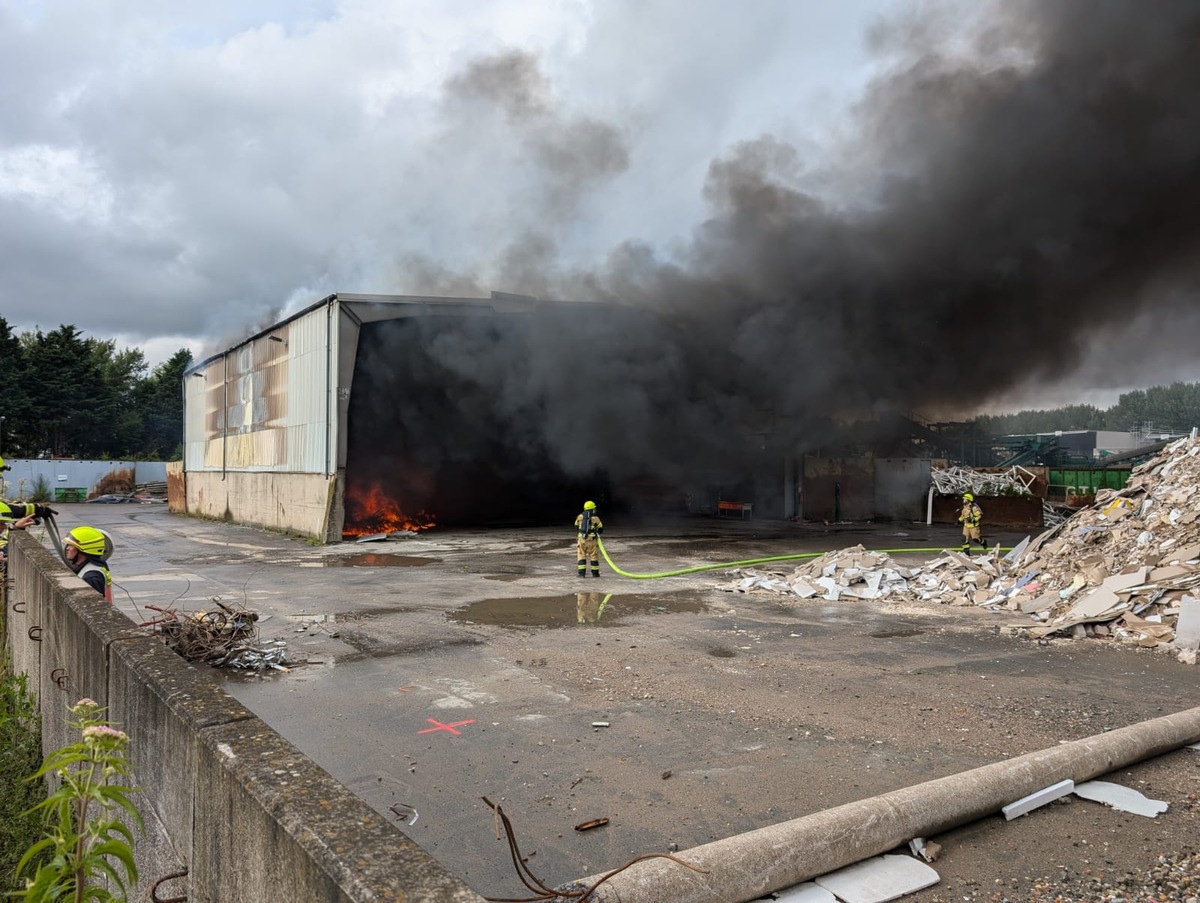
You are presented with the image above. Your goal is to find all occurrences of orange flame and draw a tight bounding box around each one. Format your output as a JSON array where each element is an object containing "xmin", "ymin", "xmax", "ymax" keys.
[{"xmin": 343, "ymin": 483, "xmax": 435, "ymax": 537}]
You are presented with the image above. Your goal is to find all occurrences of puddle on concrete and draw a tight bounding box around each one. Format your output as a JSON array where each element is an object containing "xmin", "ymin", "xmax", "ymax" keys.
[
  {"xmin": 448, "ymin": 592, "xmax": 709, "ymax": 629},
  {"xmin": 869, "ymin": 628, "xmax": 925, "ymax": 638},
  {"xmin": 484, "ymin": 574, "xmax": 527, "ymax": 582},
  {"xmin": 318, "ymin": 554, "xmax": 438, "ymax": 568},
  {"xmin": 294, "ymin": 606, "xmax": 417, "ymax": 625}
]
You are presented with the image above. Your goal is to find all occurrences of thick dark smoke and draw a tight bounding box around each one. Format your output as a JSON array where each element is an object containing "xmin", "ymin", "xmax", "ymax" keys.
[
  {"xmin": 583, "ymin": 0, "xmax": 1200, "ymax": 419},
  {"xmin": 357, "ymin": 0, "xmax": 1200, "ymax": 511}
]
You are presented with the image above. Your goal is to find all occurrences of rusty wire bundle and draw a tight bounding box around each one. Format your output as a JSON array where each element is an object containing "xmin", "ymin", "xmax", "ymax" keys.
[
  {"xmin": 480, "ymin": 797, "xmax": 707, "ymax": 903},
  {"xmin": 143, "ymin": 599, "xmax": 290, "ymax": 671}
]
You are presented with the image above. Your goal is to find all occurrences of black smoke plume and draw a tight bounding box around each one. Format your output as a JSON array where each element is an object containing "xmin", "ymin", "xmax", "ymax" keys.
[{"xmin": 354, "ymin": 1, "xmax": 1200, "ymax": 516}]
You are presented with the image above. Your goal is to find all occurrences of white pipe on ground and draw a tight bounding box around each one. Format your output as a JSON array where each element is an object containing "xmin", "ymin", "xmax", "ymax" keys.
[{"xmin": 556, "ymin": 705, "xmax": 1200, "ymax": 903}]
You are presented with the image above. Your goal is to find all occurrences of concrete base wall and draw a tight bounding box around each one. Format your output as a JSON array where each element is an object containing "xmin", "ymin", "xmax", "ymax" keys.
[
  {"xmin": 186, "ymin": 470, "xmax": 336, "ymax": 540},
  {"xmin": 2, "ymin": 533, "xmax": 483, "ymax": 903}
]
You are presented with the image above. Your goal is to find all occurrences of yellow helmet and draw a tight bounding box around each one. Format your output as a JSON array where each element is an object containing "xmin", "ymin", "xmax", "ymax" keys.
[
  {"xmin": 65, "ymin": 526, "xmax": 113, "ymax": 559},
  {"xmin": 0, "ymin": 501, "xmax": 14, "ymax": 523},
  {"xmin": 583, "ymin": 500, "xmax": 597, "ymax": 510},
  {"xmin": 963, "ymin": 492, "xmax": 975, "ymax": 502}
]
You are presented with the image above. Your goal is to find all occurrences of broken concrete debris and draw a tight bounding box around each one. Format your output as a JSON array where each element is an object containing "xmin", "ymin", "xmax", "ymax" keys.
[
  {"xmin": 907, "ymin": 837, "xmax": 941, "ymax": 862},
  {"xmin": 722, "ymin": 435, "xmax": 1200, "ymax": 664},
  {"xmin": 812, "ymin": 854, "xmax": 939, "ymax": 903},
  {"xmin": 1073, "ymin": 781, "xmax": 1168, "ymax": 818},
  {"xmin": 1002, "ymin": 779, "xmax": 1074, "ymax": 820}
]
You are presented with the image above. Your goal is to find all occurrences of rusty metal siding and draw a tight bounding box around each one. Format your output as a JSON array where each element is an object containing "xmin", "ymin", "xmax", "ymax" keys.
[
  {"xmin": 185, "ymin": 303, "xmax": 335, "ymax": 475},
  {"xmin": 184, "ymin": 362, "xmax": 220, "ymax": 472}
]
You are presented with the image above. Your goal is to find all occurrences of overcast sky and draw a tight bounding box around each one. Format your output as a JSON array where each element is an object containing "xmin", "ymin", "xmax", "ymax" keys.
[
  {"xmin": 0, "ymin": 2, "xmax": 882, "ymax": 353},
  {"xmin": 2, "ymin": 0, "xmax": 1197, "ymax": 414}
]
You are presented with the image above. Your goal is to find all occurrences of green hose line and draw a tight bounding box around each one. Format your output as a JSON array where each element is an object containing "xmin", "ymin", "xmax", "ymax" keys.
[{"xmin": 596, "ymin": 536, "xmax": 1013, "ymax": 580}]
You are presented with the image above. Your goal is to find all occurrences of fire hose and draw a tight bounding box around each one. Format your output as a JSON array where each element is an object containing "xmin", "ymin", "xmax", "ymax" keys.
[{"xmin": 596, "ymin": 536, "xmax": 1012, "ymax": 580}]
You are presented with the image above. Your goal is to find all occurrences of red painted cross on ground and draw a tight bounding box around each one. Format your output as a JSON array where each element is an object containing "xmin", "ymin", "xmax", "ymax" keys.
[{"xmin": 418, "ymin": 717, "xmax": 476, "ymax": 736}]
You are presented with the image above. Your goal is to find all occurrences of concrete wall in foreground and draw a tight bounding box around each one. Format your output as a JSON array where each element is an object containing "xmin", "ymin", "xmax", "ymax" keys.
[
  {"xmin": 2, "ymin": 532, "xmax": 483, "ymax": 903},
  {"xmin": 185, "ymin": 470, "xmax": 336, "ymax": 540}
]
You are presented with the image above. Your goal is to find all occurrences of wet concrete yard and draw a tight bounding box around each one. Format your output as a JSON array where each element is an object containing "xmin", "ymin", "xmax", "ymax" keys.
[{"xmin": 42, "ymin": 505, "xmax": 1200, "ymax": 901}]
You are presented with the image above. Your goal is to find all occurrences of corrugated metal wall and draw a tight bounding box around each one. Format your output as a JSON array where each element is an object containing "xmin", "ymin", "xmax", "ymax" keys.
[
  {"xmin": 0, "ymin": 460, "xmax": 168, "ymax": 498},
  {"xmin": 184, "ymin": 303, "xmax": 335, "ymax": 475}
]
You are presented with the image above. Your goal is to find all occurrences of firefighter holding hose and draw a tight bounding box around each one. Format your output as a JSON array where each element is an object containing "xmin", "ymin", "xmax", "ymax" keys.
[
  {"xmin": 0, "ymin": 500, "xmax": 57, "ymax": 569},
  {"xmin": 574, "ymin": 500, "xmax": 604, "ymax": 578}
]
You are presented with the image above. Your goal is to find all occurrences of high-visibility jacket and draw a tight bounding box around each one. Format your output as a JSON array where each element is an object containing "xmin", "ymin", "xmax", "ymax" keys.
[
  {"xmin": 78, "ymin": 560, "xmax": 113, "ymax": 604},
  {"xmin": 959, "ymin": 502, "xmax": 982, "ymax": 528}
]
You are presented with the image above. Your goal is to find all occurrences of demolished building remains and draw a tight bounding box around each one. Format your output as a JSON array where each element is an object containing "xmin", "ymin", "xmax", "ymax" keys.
[{"xmin": 725, "ymin": 434, "xmax": 1200, "ymax": 665}]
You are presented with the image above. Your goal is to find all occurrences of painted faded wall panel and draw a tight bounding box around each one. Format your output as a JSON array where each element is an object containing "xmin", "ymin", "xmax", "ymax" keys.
[
  {"xmin": 184, "ymin": 363, "xmax": 220, "ymax": 472},
  {"xmin": 185, "ymin": 303, "xmax": 334, "ymax": 475}
]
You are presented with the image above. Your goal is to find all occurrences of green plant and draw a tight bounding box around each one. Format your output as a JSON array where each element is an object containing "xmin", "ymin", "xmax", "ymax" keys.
[
  {"xmin": 28, "ymin": 477, "xmax": 51, "ymax": 504},
  {"xmin": 0, "ymin": 655, "xmax": 44, "ymax": 889},
  {"xmin": 14, "ymin": 699, "xmax": 141, "ymax": 902}
]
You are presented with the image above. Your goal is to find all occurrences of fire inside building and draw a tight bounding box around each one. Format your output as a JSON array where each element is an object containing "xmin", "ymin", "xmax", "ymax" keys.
[
  {"xmin": 183, "ymin": 292, "xmax": 1101, "ymax": 542},
  {"xmin": 182, "ymin": 292, "xmax": 785, "ymax": 541}
]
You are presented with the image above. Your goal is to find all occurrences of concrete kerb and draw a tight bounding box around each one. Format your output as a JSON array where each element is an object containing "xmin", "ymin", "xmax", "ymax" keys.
[
  {"xmin": 6, "ymin": 532, "xmax": 53, "ymax": 696},
  {"xmin": 107, "ymin": 632, "xmax": 258, "ymax": 893},
  {"xmin": 41, "ymin": 578, "xmax": 144, "ymax": 756},
  {"xmin": 193, "ymin": 719, "xmax": 484, "ymax": 903},
  {"xmin": 4, "ymin": 530, "xmax": 486, "ymax": 903}
]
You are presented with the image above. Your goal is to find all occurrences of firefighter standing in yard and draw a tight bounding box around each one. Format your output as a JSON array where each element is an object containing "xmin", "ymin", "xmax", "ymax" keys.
[
  {"xmin": 958, "ymin": 492, "xmax": 984, "ymax": 552},
  {"xmin": 574, "ymin": 500, "xmax": 604, "ymax": 578}
]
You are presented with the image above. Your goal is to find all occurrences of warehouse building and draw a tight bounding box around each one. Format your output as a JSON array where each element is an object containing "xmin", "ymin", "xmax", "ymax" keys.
[
  {"xmin": 182, "ymin": 291, "xmax": 604, "ymax": 541},
  {"xmin": 182, "ymin": 292, "xmax": 947, "ymax": 541}
]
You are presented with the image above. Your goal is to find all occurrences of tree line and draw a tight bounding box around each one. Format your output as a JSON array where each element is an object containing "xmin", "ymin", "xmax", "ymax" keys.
[
  {"xmin": 977, "ymin": 382, "xmax": 1200, "ymax": 438},
  {"xmin": 4, "ymin": 313, "xmax": 1198, "ymax": 461},
  {"xmin": 0, "ymin": 317, "xmax": 191, "ymax": 461}
]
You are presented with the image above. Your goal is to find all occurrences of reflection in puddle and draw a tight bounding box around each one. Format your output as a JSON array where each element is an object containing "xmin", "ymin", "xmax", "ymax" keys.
[
  {"xmin": 319, "ymin": 554, "xmax": 438, "ymax": 568},
  {"xmin": 448, "ymin": 592, "xmax": 710, "ymax": 628},
  {"xmin": 294, "ymin": 606, "xmax": 416, "ymax": 625}
]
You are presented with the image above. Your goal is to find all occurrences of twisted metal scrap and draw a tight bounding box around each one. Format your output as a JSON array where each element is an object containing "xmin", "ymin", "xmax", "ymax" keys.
[
  {"xmin": 931, "ymin": 465, "xmax": 1038, "ymax": 497},
  {"xmin": 480, "ymin": 797, "xmax": 707, "ymax": 903},
  {"xmin": 143, "ymin": 599, "xmax": 291, "ymax": 671}
]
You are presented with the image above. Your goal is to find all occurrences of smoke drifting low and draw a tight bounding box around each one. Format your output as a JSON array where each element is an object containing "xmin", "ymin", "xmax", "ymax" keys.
[{"xmin": 359, "ymin": 0, "xmax": 1200, "ymax": 503}]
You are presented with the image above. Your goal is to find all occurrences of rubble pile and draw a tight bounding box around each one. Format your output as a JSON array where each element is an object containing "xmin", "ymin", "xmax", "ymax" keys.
[
  {"xmin": 727, "ymin": 547, "xmax": 920, "ymax": 602},
  {"xmin": 148, "ymin": 599, "xmax": 291, "ymax": 671},
  {"xmin": 723, "ymin": 545, "xmax": 1005, "ymax": 609},
  {"xmin": 723, "ymin": 435, "xmax": 1200, "ymax": 665},
  {"xmin": 997, "ymin": 434, "xmax": 1200, "ymax": 664}
]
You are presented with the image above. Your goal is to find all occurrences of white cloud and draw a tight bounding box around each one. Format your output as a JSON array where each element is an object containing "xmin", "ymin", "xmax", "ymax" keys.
[{"xmin": 0, "ymin": 144, "xmax": 114, "ymax": 223}]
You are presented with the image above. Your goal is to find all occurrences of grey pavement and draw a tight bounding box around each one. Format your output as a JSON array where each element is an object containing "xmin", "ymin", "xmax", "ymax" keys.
[{"xmin": 32, "ymin": 504, "xmax": 1199, "ymax": 900}]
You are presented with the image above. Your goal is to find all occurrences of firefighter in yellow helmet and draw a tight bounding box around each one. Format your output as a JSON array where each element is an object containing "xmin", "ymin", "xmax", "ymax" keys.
[
  {"xmin": 958, "ymin": 492, "xmax": 984, "ymax": 552},
  {"xmin": 574, "ymin": 500, "xmax": 604, "ymax": 578},
  {"xmin": 63, "ymin": 526, "xmax": 114, "ymax": 603}
]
